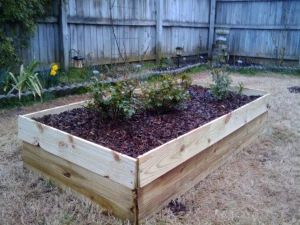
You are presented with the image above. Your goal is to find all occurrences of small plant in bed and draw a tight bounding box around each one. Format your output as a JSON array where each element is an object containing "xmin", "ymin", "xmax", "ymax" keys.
[
  {"xmin": 88, "ymin": 78, "xmax": 139, "ymax": 120},
  {"xmin": 36, "ymin": 74, "xmax": 259, "ymax": 157},
  {"xmin": 209, "ymin": 68, "xmax": 232, "ymax": 100},
  {"xmin": 209, "ymin": 67, "xmax": 245, "ymax": 100},
  {"xmin": 141, "ymin": 74, "xmax": 191, "ymax": 113}
]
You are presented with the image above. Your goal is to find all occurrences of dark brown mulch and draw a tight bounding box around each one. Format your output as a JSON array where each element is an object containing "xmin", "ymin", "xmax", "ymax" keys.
[
  {"xmin": 288, "ymin": 86, "xmax": 300, "ymax": 93},
  {"xmin": 35, "ymin": 86, "xmax": 259, "ymax": 158},
  {"xmin": 168, "ymin": 199, "xmax": 188, "ymax": 215}
]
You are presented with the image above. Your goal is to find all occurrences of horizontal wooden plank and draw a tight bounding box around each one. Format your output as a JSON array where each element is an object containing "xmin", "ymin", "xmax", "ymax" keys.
[
  {"xmin": 163, "ymin": 21, "xmax": 209, "ymax": 28},
  {"xmin": 37, "ymin": 16, "xmax": 58, "ymax": 24},
  {"xmin": 138, "ymin": 91, "xmax": 269, "ymax": 187},
  {"xmin": 68, "ymin": 17, "xmax": 156, "ymax": 26},
  {"xmin": 138, "ymin": 112, "xmax": 267, "ymax": 220},
  {"xmin": 217, "ymin": 0, "xmax": 297, "ymax": 2},
  {"xmin": 18, "ymin": 115, "xmax": 137, "ymax": 189},
  {"xmin": 23, "ymin": 142, "xmax": 136, "ymax": 222},
  {"xmin": 227, "ymin": 52, "xmax": 300, "ymax": 61},
  {"xmin": 215, "ymin": 24, "xmax": 300, "ymax": 31},
  {"xmin": 23, "ymin": 100, "xmax": 87, "ymax": 118},
  {"xmin": 68, "ymin": 17, "xmax": 209, "ymax": 29}
]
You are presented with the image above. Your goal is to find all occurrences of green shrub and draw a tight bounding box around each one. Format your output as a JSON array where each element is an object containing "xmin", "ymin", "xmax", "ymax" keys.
[
  {"xmin": 210, "ymin": 68, "xmax": 232, "ymax": 100},
  {"xmin": 237, "ymin": 82, "xmax": 244, "ymax": 95},
  {"xmin": 88, "ymin": 78, "xmax": 139, "ymax": 120},
  {"xmin": 38, "ymin": 63, "xmax": 60, "ymax": 88},
  {"xmin": 59, "ymin": 67, "xmax": 92, "ymax": 84},
  {"xmin": 0, "ymin": 0, "xmax": 51, "ymax": 70},
  {"xmin": 6, "ymin": 61, "xmax": 43, "ymax": 100},
  {"xmin": 141, "ymin": 74, "xmax": 191, "ymax": 112}
]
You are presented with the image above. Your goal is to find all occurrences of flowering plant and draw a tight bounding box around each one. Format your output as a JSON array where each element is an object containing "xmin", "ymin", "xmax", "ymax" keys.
[{"xmin": 50, "ymin": 63, "xmax": 59, "ymax": 76}]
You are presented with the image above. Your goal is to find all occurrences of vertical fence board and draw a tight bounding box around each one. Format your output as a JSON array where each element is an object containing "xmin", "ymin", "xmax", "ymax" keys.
[{"xmin": 20, "ymin": 0, "xmax": 300, "ymax": 67}]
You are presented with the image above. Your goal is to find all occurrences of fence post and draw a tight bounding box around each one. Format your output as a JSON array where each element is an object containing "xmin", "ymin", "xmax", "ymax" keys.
[
  {"xmin": 208, "ymin": 0, "xmax": 216, "ymax": 58},
  {"xmin": 59, "ymin": 0, "xmax": 69, "ymax": 69},
  {"xmin": 155, "ymin": 0, "xmax": 163, "ymax": 64}
]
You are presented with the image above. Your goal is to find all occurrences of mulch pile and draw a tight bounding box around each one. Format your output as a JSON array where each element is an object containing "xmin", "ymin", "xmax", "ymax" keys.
[
  {"xmin": 168, "ymin": 199, "xmax": 188, "ymax": 215},
  {"xmin": 288, "ymin": 86, "xmax": 300, "ymax": 94},
  {"xmin": 36, "ymin": 86, "xmax": 259, "ymax": 158}
]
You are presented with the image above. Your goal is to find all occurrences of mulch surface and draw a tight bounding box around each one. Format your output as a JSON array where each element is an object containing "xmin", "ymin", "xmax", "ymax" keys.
[
  {"xmin": 168, "ymin": 199, "xmax": 188, "ymax": 215},
  {"xmin": 288, "ymin": 86, "xmax": 300, "ymax": 94},
  {"xmin": 36, "ymin": 86, "xmax": 259, "ymax": 158}
]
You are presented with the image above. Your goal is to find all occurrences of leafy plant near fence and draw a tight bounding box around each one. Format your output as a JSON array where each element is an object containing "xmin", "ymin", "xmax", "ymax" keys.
[
  {"xmin": 0, "ymin": 0, "xmax": 51, "ymax": 71},
  {"xmin": 141, "ymin": 74, "xmax": 191, "ymax": 113},
  {"xmin": 5, "ymin": 61, "xmax": 43, "ymax": 100}
]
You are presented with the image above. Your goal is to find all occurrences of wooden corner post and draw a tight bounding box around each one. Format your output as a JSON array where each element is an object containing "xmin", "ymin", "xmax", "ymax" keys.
[
  {"xmin": 208, "ymin": 0, "xmax": 216, "ymax": 58},
  {"xmin": 59, "ymin": 0, "xmax": 69, "ymax": 69},
  {"xmin": 155, "ymin": 0, "xmax": 163, "ymax": 64}
]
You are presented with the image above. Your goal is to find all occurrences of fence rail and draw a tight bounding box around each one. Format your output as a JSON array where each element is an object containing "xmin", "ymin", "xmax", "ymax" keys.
[{"xmin": 22, "ymin": 0, "xmax": 300, "ymax": 68}]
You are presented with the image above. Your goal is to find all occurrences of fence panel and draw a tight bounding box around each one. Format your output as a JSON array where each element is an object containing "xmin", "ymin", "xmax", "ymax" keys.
[{"xmin": 21, "ymin": 0, "xmax": 300, "ymax": 67}]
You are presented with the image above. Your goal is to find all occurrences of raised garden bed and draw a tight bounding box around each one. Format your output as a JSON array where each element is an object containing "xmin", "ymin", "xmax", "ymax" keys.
[{"xmin": 18, "ymin": 86, "xmax": 269, "ymax": 224}]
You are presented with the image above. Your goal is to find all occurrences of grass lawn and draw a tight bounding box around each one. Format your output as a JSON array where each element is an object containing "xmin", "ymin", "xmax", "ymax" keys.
[{"xmin": 0, "ymin": 71, "xmax": 299, "ymax": 225}]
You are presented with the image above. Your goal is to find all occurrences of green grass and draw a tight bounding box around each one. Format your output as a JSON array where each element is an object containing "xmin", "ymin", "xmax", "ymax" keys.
[
  {"xmin": 59, "ymin": 67, "xmax": 92, "ymax": 84},
  {"xmin": 0, "ymin": 92, "xmax": 55, "ymax": 109},
  {"xmin": 140, "ymin": 61, "xmax": 157, "ymax": 70},
  {"xmin": 228, "ymin": 67, "xmax": 300, "ymax": 77},
  {"xmin": 184, "ymin": 64, "xmax": 210, "ymax": 75},
  {"xmin": 229, "ymin": 67, "xmax": 259, "ymax": 76},
  {"xmin": 0, "ymin": 86, "xmax": 89, "ymax": 109}
]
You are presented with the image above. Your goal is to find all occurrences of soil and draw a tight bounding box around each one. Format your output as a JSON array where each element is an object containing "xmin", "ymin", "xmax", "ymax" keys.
[
  {"xmin": 35, "ymin": 86, "xmax": 259, "ymax": 158},
  {"xmin": 288, "ymin": 86, "xmax": 300, "ymax": 93},
  {"xmin": 227, "ymin": 57, "xmax": 261, "ymax": 67},
  {"xmin": 168, "ymin": 199, "xmax": 188, "ymax": 215},
  {"xmin": 152, "ymin": 56, "xmax": 207, "ymax": 72}
]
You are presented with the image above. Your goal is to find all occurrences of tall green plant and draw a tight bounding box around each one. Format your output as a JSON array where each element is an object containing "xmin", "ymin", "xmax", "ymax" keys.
[
  {"xmin": 210, "ymin": 68, "xmax": 232, "ymax": 100},
  {"xmin": 6, "ymin": 61, "xmax": 43, "ymax": 100},
  {"xmin": 0, "ymin": 0, "xmax": 50, "ymax": 70}
]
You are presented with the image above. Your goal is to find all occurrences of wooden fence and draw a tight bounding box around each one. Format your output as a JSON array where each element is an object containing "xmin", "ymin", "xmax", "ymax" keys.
[{"xmin": 21, "ymin": 0, "xmax": 300, "ymax": 68}]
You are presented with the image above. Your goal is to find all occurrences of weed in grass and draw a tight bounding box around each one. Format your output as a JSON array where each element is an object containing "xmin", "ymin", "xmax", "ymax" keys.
[
  {"xmin": 43, "ymin": 179, "xmax": 56, "ymax": 189},
  {"xmin": 60, "ymin": 67, "xmax": 92, "ymax": 84},
  {"xmin": 140, "ymin": 61, "xmax": 157, "ymax": 70},
  {"xmin": 184, "ymin": 65, "xmax": 210, "ymax": 74},
  {"xmin": 61, "ymin": 213, "xmax": 74, "ymax": 225},
  {"xmin": 0, "ymin": 92, "xmax": 55, "ymax": 109},
  {"xmin": 231, "ymin": 67, "xmax": 258, "ymax": 76}
]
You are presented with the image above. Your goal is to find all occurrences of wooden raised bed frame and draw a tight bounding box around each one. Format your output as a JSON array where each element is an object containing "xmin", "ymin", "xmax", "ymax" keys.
[{"xmin": 18, "ymin": 87, "xmax": 269, "ymax": 224}]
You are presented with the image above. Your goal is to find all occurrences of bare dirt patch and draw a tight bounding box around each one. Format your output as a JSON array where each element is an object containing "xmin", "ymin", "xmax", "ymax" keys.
[{"xmin": 0, "ymin": 73, "xmax": 300, "ymax": 225}]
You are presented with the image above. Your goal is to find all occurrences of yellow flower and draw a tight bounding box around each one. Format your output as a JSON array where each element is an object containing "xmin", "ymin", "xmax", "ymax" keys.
[
  {"xmin": 50, "ymin": 69, "xmax": 57, "ymax": 76},
  {"xmin": 51, "ymin": 64, "xmax": 59, "ymax": 71}
]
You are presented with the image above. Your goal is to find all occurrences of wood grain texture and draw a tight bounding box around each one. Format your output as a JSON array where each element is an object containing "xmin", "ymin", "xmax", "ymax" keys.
[
  {"xmin": 23, "ymin": 0, "xmax": 300, "ymax": 66},
  {"xmin": 138, "ymin": 112, "xmax": 267, "ymax": 221},
  {"xmin": 18, "ymin": 87, "xmax": 269, "ymax": 224},
  {"xmin": 22, "ymin": 100, "xmax": 87, "ymax": 118},
  {"xmin": 216, "ymin": 0, "xmax": 300, "ymax": 59},
  {"xmin": 208, "ymin": 0, "xmax": 217, "ymax": 57},
  {"xmin": 22, "ymin": 142, "xmax": 136, "ymax": 222},
  {"xmin": 138, "ymin": 92, "xmax": 269, "ymax": 187},
  {"xmin": 18, "ymin": 109, "xmax": 137, "ymax": 189},
  {"xmin": 59, "ymin": 0, "xmax": 69, "ymax": 69}
]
